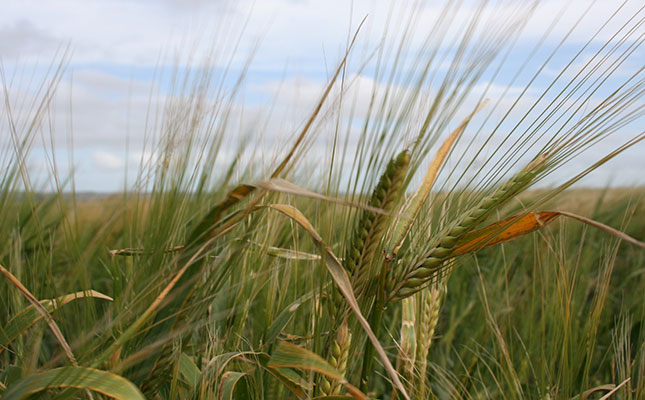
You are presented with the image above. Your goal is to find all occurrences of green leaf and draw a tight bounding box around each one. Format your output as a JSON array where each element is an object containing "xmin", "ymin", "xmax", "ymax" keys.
[
  {"xmin": 179, "ymin": 352, "xmax": 201, "ymax": 389},
  {"xmin": 217, "ymin": 371, "xmax": 247, "ymax": 400},
  {"xmin": 268, "ymin": 342, "xmax": 368, "ymax": 400},
  {"xmin": 0, "ymin": 366, "xmax": 22, "ymax": 390},
  {"xmin": 264, "ymin": 291, "xmax": 315, "ymax": 346},
  {"xmin": 2, "ymin": 367, "xmax": 144, "ymax": 400},
  {"xmin": 269, "ymin": 341, "xmax": 343, "ymax": 381},
  {"xmin": 255, "ymin": 353, "xmax": 309, "ymax": 399},
  {"xmin": 268, "ymin": 341, "xmax": 368, "ymax": 400}
]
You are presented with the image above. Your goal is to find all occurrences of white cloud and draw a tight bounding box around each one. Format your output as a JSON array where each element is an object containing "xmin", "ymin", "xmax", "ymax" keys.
[
  {"xmin": 2, "ymin": 0, "xmax": 639, "ymax": 68},
  {"xmin": 93, "ymin": 150, "xmax": 124, "ymax": 170},
  {"xmin": 0, "ymin": 19, "xmax": 61, "ymax": 59}
]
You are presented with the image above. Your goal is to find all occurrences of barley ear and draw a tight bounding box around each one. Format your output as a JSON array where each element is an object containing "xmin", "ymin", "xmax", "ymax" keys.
[
  {"xmin": 319, "ymin": 319, "xmax": 352, "ymax": 396},
  {"xmin": 391, "ymin": 155, "xmax": 546, "ymax": 300},
  {"xmin": 415, "ymin": 281, "xmax": 446, "ymax": 400},
  {"xmin": 346, "ymin": 149, "xmax": 410, "ymax": 297},
  {"xmin": 326, "ymin": 150, "xmax": 409, "ymax": 340}
]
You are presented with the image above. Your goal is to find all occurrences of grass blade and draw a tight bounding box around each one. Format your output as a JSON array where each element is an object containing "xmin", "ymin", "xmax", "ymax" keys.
[
  {"xmin": 269, "ymin": 341, "xmax": 369, "ymax": 400},
  {"xmin": 0, "ymin": 264, "xmax": 78, "ymax": 366},
  {"xmin": 265, "ymin": 294, "xmax": 313, "ymax": 346},
  {"xmin": 1, "ymin": 367, "xmax": 144, "ymax": 400},
  {"xmin": 1, "ymin": 290, "xmax": 113, "ymax": 352}
]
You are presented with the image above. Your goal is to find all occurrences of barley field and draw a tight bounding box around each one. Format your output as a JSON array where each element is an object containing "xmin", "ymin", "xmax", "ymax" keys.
[{"xmin": 1, "ymin": 1, "xmax": 645, "ymax": 399}]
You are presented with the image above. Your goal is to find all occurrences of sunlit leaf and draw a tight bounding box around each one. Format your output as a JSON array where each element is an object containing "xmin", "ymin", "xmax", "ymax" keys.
[
  {"xmin": 253, "ymin": 179, "xmax": 391, "ymax": 216},
  {"xmin": 453, "ymin": 212, "xmax": 560, "ymax": 255}
]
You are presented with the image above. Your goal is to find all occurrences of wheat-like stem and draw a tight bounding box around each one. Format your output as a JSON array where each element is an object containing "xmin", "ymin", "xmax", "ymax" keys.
[{"xmin": 399, "ymin": 296, "xmax": 417, "ymax": 394}]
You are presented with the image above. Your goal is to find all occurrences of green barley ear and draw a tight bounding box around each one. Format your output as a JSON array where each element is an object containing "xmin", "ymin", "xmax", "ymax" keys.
[
  {"xmin": 391, "ymin": 155, "xmax": 547, "ymax": 300},
  {"xmin": 327, "ymin": 150, "xmax": 411, "ymax": 320},
  {"xmin": 319, "ymin": 319, "xmax": 352, "ymax": 396},
  {"xmin": 346, "ymin": 149, "xmax": 411, "ymax": 295},
  {"xmin": 414, "ymin": 281, "xmax": 446, "ymax": 400},
  {"xmin": 324, "ymin": 149, "xmax": 410, "ymax": 393}
]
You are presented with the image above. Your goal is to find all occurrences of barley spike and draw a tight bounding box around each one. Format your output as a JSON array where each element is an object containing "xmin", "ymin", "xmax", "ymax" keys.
[
  {"xmin": 391, "ymin": 156, "xmax": 546, "ymax": 300},
  {"xmin": 415, "ymin": 282, "xmax": 445, "ymax": 399}
]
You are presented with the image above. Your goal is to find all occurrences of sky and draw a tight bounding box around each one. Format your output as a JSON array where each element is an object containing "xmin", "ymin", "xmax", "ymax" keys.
[{"xmin": 1, "ymin": 0, "xmax": 644, "ymax": 192}]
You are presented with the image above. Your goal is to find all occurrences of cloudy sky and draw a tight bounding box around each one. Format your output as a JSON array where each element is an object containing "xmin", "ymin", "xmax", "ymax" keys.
[{"xmin": 2, "ymin": 0, "xmax": 644, "ymax": 192}]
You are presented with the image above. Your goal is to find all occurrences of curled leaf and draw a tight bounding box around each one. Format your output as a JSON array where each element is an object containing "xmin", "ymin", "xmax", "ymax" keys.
[
  {"xmin": 218, "ymin": 371, "xmax": 247, "ymax": 400},
  {"xmin": 453, "ymin": 210, "xmax": 645, "ymax": 257},
  {"xmin": 252, "ymin": 178, "xmax": 392, "ymax": 216},
  {"xmin": 0, "ymin": 264, "xmax": 78, "ymax": 366}
]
